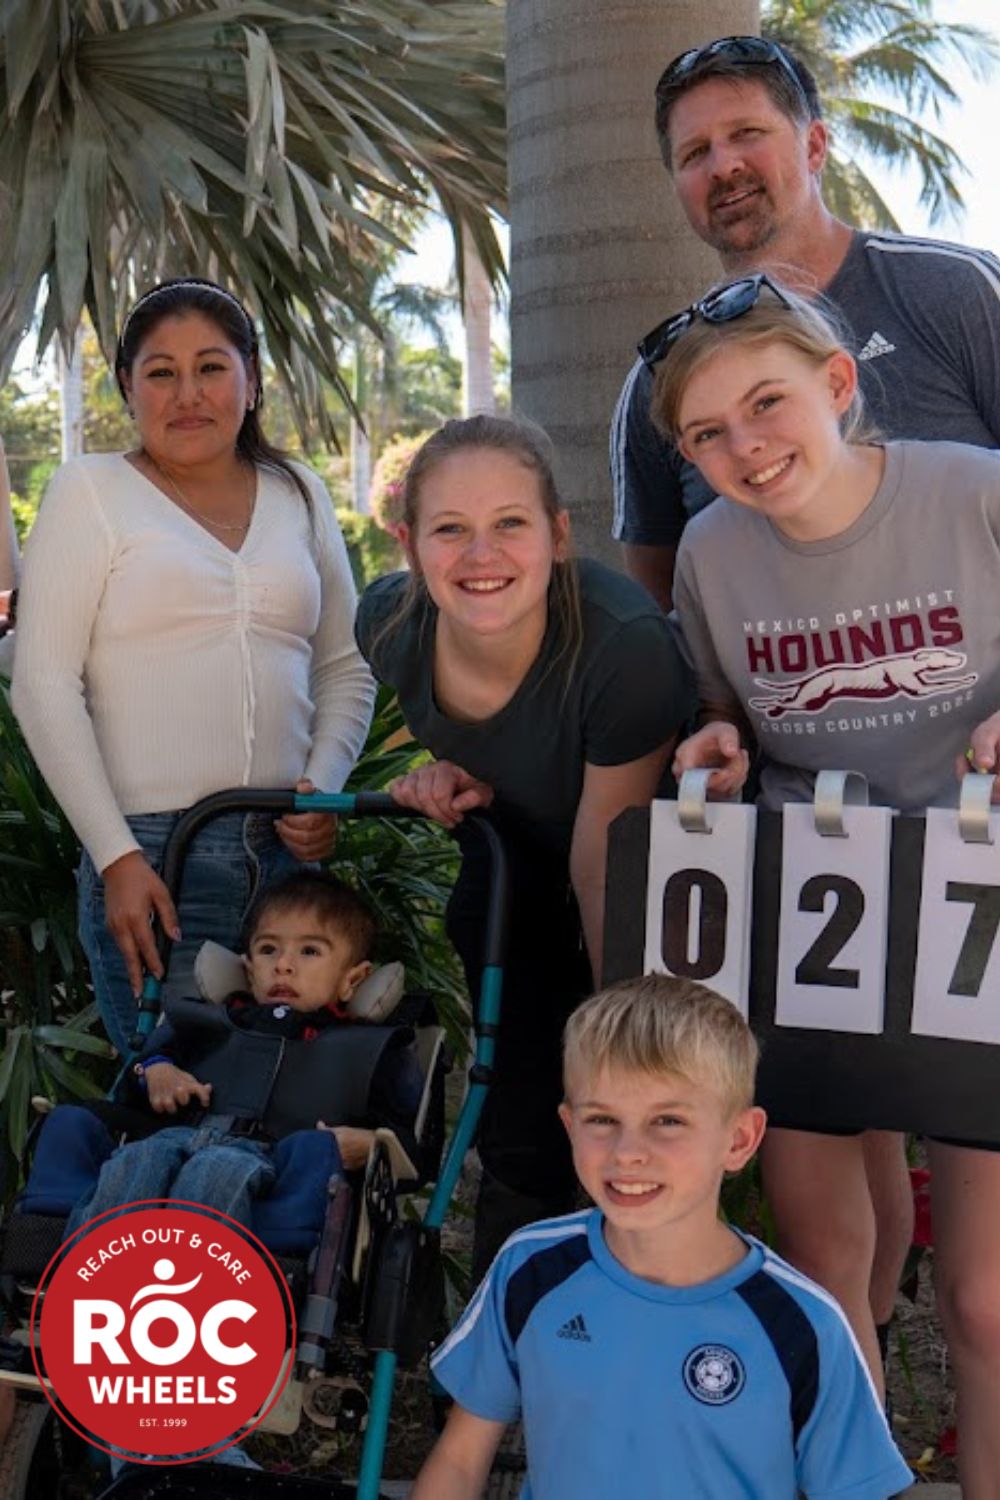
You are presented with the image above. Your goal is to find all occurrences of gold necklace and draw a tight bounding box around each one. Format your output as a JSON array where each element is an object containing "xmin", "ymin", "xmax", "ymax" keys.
[{"xmin": 146, "ymin": 453, "xmax": 255, "ymax": 534}]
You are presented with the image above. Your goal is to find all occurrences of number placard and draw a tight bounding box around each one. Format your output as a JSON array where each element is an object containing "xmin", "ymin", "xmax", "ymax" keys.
[
  {"xmin": 912, "ymin": 808, "xmax": 1000, "ymax": 1044},
  {"xmin": 644, "ymin": 798, "xmax": 756, "ymax": 1016},
  {"xmin": 775, "ymin": 803, "xmax": 892, "ymax": 1034}
]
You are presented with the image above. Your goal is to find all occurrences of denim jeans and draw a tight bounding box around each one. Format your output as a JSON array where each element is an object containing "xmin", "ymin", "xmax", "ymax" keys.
[
  {"xmin": 29, "ymin": 1105, "xmax": 343, "ymax": 1253},
  {"xmin": 78, "ymin": 810, "xmax": 302, "ymax": 1057},
  {"xmin": 65, "ymin": 1124, "xmax": 278, "ymax": 1235}
]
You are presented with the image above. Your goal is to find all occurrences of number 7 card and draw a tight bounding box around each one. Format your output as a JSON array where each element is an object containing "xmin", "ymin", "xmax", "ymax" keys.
[{"xmin": 911, "ymin": 804, "xmax": 1000, "ymax": 1045}]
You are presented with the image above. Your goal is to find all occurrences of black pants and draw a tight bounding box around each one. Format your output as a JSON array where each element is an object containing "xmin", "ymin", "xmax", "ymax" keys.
[{"xmin": 446, "ymin": 838, "xmax": 593, "ymax": 1279}]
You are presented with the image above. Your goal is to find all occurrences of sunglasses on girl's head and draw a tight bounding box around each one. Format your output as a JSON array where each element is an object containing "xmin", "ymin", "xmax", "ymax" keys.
[
  {"xmin": 637, "ymin": 274, "xmax": 794, "ymax": 369},
  {"xmin": 655, "ymin": 35, "xmax": 810, "ymax": 115}
]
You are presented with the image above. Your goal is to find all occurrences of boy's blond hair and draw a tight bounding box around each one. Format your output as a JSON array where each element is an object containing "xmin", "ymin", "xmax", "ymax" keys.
[{"xmin": 563, "ymin": 975, "xmax": 758, "ymax": 1116}]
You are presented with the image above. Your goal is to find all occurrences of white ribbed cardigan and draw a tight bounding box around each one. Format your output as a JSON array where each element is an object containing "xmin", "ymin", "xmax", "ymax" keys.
[{"xmin": 12, "ymin": 453, "xmax": 375, "ymax": 872}]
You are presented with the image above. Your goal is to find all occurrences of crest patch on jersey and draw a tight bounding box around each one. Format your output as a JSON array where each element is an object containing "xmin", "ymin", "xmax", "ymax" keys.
[{"xmin": 683, "ymin": 1344, "xmax": 746, "ymax": 1405}]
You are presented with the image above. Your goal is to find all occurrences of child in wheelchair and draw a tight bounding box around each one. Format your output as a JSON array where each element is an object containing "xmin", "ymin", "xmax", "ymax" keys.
[{"xmin": 20, "ymin": 870, "xmax": 429, "ymax": 1253}]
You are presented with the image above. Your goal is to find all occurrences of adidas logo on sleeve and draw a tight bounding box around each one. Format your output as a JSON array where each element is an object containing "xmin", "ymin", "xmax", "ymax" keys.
[
  {"xmin": 857, "ymin": 331, "xmax": 896, "ymax": 361},
  {"xmin": 556, "ymin": 1313, "xmax": 591, "ymax": 1342}
]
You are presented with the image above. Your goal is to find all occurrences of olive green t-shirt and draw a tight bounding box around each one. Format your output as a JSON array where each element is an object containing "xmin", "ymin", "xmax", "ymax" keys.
[{"xmin": 355, "ymin": 558, "xmax": 690, "ymax": 860}]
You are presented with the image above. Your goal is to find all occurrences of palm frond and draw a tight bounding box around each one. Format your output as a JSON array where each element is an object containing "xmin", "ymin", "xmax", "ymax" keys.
[
  {"xmin": 0, "ymin": 0, "xmax": 506, "ymax": 444},
  {"xmin": 821, "ymin": 155, "xmax": 903, "ymax": 232},
  {"xmin": 829, "ymin": 98, "xmax": 966, "ymax": 222},
  {"xmin": 764, "ymin": 0, "xmax": 996, "ymax": 229}
]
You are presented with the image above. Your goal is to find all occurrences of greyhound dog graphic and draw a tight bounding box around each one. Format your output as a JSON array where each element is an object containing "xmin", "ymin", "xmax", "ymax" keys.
[{"xmin": 748, "ymin": 648, "xmax": 977, "ymax": 720}]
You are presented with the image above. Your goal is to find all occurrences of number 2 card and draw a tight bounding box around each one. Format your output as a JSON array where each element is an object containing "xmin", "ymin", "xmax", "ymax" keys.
[{"xmin": 775, "ymin": 803, "xmax": 893, "ymax": 1035}]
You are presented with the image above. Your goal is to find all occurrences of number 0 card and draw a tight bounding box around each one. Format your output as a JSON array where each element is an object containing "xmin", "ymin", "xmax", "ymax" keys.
[{"xmin": 644, "ymin": 798, "xmax": 756, "ymax": 1017}]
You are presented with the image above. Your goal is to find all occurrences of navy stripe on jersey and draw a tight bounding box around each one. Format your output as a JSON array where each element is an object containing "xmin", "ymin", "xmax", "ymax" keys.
[
  {"xmin": 504, "ymin": 1233, "xmax": 593, "ymax": 1346},
  {"xmin": 736, "ymin": 1269, "xmax": 819, "ymax": 1445}
]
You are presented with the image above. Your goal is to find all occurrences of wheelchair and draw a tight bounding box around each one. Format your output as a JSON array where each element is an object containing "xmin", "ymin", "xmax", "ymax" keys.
[{"xmin": 0, "ymin": 789, "xmax": 508, "ymax": 1500}]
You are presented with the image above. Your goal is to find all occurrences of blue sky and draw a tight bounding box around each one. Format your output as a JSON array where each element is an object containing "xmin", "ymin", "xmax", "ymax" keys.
[{"xmin": 871, "ymin": 0, "xmax": 998, "ymax": 246}]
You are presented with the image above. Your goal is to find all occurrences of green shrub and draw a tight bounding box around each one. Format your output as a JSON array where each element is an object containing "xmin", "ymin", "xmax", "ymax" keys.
[
  {"xmin": 9, "ymin": 489, "xmax": 39, "ymax": 546},
  {"xmin": 338, "ymin": 686, "xmax": 466, "ymax": 1050},
  {"xmin": 337, "ymin": 507, "xmax": 404, "ymax": 589},
  {"xmin": 0, "ymin": 678, "xmax": 115, "ymax": 1188},
  {"xmin": 368, "ymin": 431, "xmax": 433, "ymax": 534}
]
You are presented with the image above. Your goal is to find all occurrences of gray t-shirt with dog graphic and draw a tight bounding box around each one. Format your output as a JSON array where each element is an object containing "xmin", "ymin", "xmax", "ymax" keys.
[{"xmin": 673, "ymin": 439, "xmax": 1000, "ymax": 812}]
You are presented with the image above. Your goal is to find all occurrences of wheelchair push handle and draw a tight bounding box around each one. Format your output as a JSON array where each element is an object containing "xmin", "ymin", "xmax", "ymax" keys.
[{"xmin": 133, "ymin": 787, "xmax": 508, "ymax": 1046}]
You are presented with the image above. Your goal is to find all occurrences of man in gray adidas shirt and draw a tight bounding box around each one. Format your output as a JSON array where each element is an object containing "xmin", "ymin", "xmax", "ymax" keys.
[
  {"xmin": 609, "ymin": 33, "xmax": 1000, "ymax": 1400},
  {"xmin": 611, "ymin": 37, "xmax": 1000, "ymax": 611}
]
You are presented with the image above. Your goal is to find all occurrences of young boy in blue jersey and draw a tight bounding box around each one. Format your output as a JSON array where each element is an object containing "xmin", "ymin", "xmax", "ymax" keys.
[{"xmin": 413, "ymin": 974, "xmax": 911, "ymax": 1499}]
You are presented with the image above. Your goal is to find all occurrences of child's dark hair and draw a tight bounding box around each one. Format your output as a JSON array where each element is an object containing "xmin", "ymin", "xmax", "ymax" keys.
[{"xmin": 244, "ymin": 871, "xmax": 377, "ymax": 963}]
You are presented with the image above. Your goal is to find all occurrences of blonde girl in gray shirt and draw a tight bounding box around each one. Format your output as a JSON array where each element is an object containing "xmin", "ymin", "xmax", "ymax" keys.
[{"xmin": 652, "ymin": 276, "xmax": 1000, "ymax": 1498}]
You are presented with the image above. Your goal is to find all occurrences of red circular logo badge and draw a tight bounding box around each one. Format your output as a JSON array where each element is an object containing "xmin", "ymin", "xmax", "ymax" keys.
[{"xmin": 32, "ymin": 1200, "xmax": 295, "ymax": 1463}]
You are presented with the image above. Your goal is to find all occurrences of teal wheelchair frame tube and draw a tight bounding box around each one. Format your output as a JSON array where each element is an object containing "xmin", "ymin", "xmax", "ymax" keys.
[
  {"xmin": 134, "ymin": 788, "xmax": 509, "ymax": 1500},
  {"xmin": 358, "ymin": 814, "xmax": 507, "ymax": 1500}
]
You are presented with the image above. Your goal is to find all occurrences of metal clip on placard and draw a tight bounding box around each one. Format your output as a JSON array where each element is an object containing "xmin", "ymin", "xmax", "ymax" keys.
[
  {"xmin": 959, "ymin": 771, "xmax": 995, "ymax": 846},
  {"xmin": 677, "ymin": 768, "xmax": 715, "ymax": 833},
  {"xmin": 813, "ymin": 770, "xmax": 869, "ymax": 838}
]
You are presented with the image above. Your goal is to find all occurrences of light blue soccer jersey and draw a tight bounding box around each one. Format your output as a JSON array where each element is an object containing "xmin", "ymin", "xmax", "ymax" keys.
[{"xmin": 431, "ymin": 1210, "xmax": 911, "ymax": 1500}]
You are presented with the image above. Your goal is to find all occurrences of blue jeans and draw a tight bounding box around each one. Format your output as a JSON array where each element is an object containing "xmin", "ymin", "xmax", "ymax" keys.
[
  {"xmin": 78, "ymin": 810, "xmax": 302, "ymax": 1057},
  {"xmin": 27, "ymin": 1106, "xmax": 344, "ymax": 1254},
  {"xmin": 65, "ymin": 1124, "xmax": 278, "ymax": 1235}
]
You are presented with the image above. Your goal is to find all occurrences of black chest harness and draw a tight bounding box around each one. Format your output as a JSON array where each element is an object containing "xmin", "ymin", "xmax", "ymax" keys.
[{"xmin": 163, "ymin": 997, "xmax": 412, "ymax": 1142}]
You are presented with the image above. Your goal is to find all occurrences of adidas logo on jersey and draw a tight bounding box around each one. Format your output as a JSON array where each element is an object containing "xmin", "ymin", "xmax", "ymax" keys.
[
  {"xmin": 557, "ymin": 1314, "xmax": 591, "ymax": 1342},
  {"xmin": 857, "ymin": 331, "xmax": 896, "ymax": 361}
]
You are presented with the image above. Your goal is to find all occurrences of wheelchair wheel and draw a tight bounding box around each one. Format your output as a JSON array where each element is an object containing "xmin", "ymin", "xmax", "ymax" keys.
[
  {"xmin": 0, "ymin": 1397, "xmax": 50, "ymax": 1499},
  {"xmin": 0, "ymin": 1394, "xmax": 102, "ymax": 1500}
]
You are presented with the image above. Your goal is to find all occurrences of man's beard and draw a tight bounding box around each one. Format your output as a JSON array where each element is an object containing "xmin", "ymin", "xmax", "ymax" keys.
[{"xmin": 705, "ymin": 180, "xmax": 779, "ymax": 262}]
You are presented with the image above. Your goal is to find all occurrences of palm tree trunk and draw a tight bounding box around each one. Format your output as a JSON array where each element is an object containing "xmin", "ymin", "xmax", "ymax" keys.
[
  {"xmin": 58, "ymin": 337, "xmax": 85, "ymax": 460},
  {"xmin": 351, "ymin": 338, "xmax": 372, "ymax": 515},
  {"xmin": 351, "ymin": 419, "xmax": 372, "ymax": 515},
  {"xmin": 507, "ymin": 0, "xmax": 759, "ymax": 563},
  {"xmin": 462, "ymin": 224, "xmax": 495, "ymax": 415}
]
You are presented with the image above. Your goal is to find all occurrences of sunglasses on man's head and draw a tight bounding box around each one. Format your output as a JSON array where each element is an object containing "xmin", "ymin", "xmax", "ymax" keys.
[
  {"xmin": 655, "ymin": 35, "xmax": 809, "ymax": 115},
  {"xmin": 637, "ymin": 275, "xmax": 794, "ymax": 368}
]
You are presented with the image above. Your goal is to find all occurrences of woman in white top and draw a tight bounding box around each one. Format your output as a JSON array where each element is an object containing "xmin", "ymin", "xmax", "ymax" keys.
[{"xmin": 13, "ymin": 279, "xmax": 375, "ymax": 1055}]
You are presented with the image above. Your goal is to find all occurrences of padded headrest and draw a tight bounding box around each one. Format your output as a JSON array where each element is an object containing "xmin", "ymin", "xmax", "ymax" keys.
[{"xmin": 193, "ymin": 941, "xmax": 405, "ymax": 1022}]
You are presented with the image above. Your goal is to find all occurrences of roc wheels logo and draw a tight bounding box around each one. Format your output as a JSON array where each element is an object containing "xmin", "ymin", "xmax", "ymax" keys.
[{"xmin": 30, "ymin": 1201, "xmax": 294, "ymax": 1463}]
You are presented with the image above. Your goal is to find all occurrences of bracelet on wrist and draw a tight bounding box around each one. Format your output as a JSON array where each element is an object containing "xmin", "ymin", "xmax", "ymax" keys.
[{"xmin": 132, "ymin": 1055, "xmax": 172, "ymax": 1090}]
